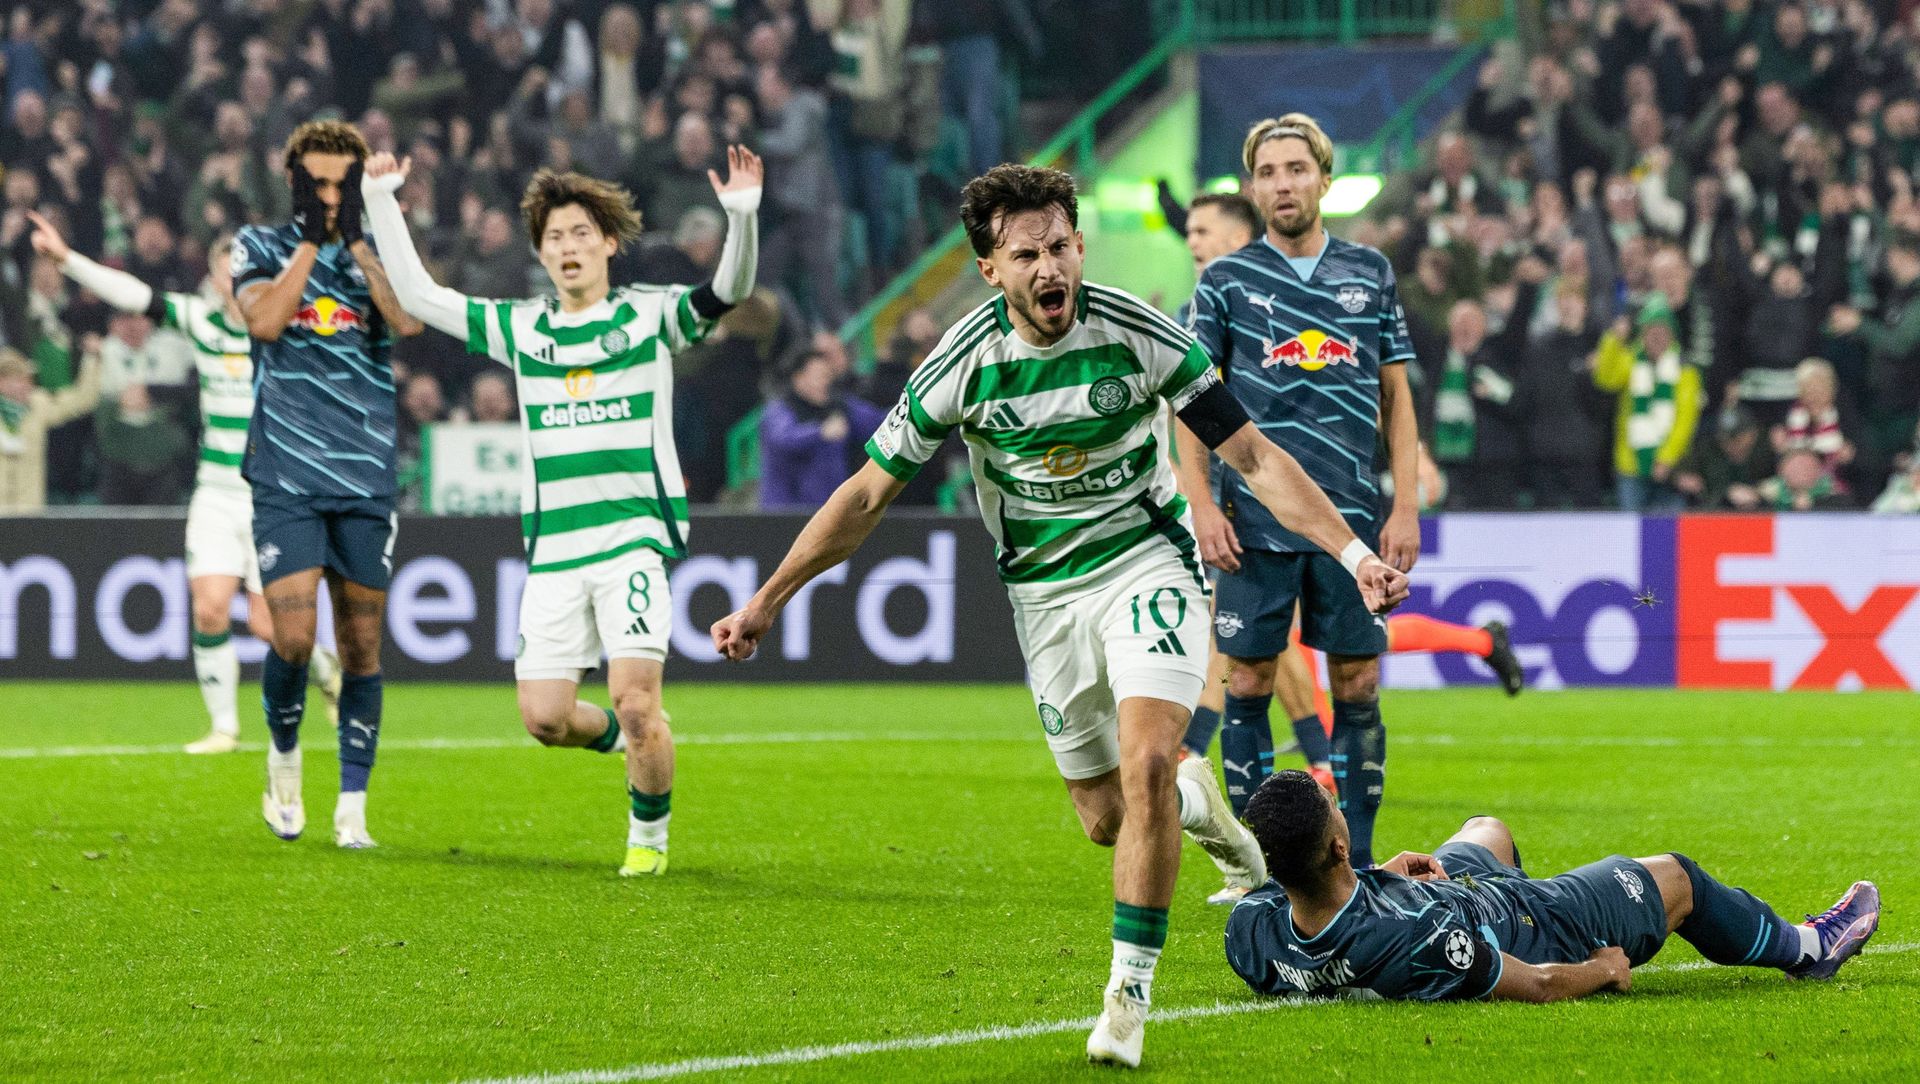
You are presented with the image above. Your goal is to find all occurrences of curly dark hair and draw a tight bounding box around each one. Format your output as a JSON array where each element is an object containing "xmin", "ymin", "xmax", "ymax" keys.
[
  {"xmin": 520, "ymin": 168, "xmax": 645, "ymax": 249},
  {"xmin": 958, "ymin": 164, "xmax": 1079, "ymax": 258},
  {"xmin": 1242, "ymin": 769, "xmax": 1338, "ymax": 888},
  {"xmin": 282, "ymin": 119, "xmax": 371, "ymax": 171}
]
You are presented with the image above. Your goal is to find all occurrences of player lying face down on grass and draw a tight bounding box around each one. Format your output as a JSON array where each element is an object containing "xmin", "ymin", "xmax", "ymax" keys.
[
  {"xmin": 1227, "ymin": 770, "xmax": 1880, "ymax": 1003},
  {"xmin": 359, "ymin": 146, "xmax": 764, "ymax": 878},
  {"xmin": 711, "ymin": 163, "xmax": 1409, "ymax": 1069}
]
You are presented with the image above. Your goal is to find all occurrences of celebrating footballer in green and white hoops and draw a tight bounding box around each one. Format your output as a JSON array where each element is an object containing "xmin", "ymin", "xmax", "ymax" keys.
[
  {"xmin": 28, "ymin": 211, "xmax": 344, "ymax": 755},
  {"xmin": 361, "ymin": 145, "xmax": 763, "ymax": 878},
  {"xmin": 711, "ymin": 164, "xmax": 1409, "ymax": 1070}
]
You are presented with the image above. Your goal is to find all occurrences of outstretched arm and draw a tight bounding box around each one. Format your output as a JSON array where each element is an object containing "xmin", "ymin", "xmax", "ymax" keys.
[
  {"xmin": 358, "ymin": 153, "xmax": 479, "ymax": 342},
  {"xmin": 29, "ymin": 211, "xmax": 161, "ymax": 318},
  {"xmin": 710, "ymin": 460, "xmax": 908, "ymax": 660},
  {"xmin": 1178, "ymin": 381, "xmax": 1409, "ymax": 612}
]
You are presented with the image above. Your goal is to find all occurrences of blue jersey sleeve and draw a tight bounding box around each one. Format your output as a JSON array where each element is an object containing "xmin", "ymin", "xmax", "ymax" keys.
[
  {"xmin": 1187, "ymin": 265, "xmax": 1230, "ymax": 370},
  {"xmin": 230, "ymin": 226, "xmax": 281, "ymax": 291},
  {"xmin": 1375, "ymin": 911, "xmax": 1502, "ymax": 1001},
  {"xmin": 1378, "ymin": 263, "xmax": 1415, "ymax": 365}
]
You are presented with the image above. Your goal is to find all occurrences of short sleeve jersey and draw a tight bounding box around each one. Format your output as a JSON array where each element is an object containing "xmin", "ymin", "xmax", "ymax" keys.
[
  {"xmin": 231, "ymin": 225, "xmax": 397, "ymax": 498},
  {"xmin": 463, "ymin": 285, "xmax": 712, "ymax": 573},
  {"xmin": 160, "ymin": 292, "xmax": 253, "ymax": 493},
  {"xmin": 1188, "ymin": 235, "xmax": 1414, "ymax": 552},
  {"xmin": 865, "ymin": 282, "xmax": 1218, "ymax": 604}
]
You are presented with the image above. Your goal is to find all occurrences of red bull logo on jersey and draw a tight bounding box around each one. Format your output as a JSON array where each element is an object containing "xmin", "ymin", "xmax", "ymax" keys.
[
  {"xmin": 1265, "ymin": 329, "xmax": 1358, "ymax": 372},
  {"xmin": 291, "ymin": 296, "xmax": 365, "ymax": 337}
]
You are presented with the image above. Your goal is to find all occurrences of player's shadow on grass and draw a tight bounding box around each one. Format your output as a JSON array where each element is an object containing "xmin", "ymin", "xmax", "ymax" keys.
[{"xmin": 380, "ymin": 847, "xmax": 953, "ymax": 902}]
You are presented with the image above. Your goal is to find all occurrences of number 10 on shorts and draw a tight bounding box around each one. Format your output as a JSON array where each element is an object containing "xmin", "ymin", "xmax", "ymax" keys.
[{"xmin": 1131, "ymin": 588, "xmax": 1189, "ymax": 657}]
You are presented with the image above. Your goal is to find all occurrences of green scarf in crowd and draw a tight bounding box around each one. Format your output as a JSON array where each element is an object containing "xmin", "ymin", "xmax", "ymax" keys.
[
  {"xmin": 1625, "ymin": 295, "xmax": 1681, "ymax": 477},
  {"xmin": 1433, "ymin": 348, "xmax": 1475, "ymax": 463}
]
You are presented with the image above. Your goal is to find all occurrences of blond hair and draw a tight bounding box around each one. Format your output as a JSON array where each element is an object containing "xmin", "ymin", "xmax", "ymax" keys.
[{"xmin": 1242, "ymin": 114, "xmax": 1334, "ymax": 178}]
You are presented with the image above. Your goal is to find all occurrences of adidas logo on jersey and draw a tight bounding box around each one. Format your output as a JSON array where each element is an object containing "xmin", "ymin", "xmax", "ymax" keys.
[
  {"xmin": 1007, "ymin": 457, "xmax": 1139, "ymax": 502},
  {"xmin": 979, "ymin": 402, "xmax": 1025, "ymax": 430},
  {"xmin": 1146, "ymin": 631, "xmax": 1185, "ymax": 656},
  {"xmin": 538, "ymin": 398, "xmax": 635, "ymax": 428},
  {"xmin": 625, "ymin": 615, "xmax": 650, "ymax": 636}
]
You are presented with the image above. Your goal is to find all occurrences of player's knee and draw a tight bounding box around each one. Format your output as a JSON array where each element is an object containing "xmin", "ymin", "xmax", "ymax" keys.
[
  {"xmin": 612, "ymin": 693, "xmax": 666, "ymax": 738},
  {"xmin": 1119, "ymin": 745, "xmax": 1178, "ymax": 800},
  {"xmin": 1329, "ymin": 667, "xmax": 1378, "ymax": 702},
  {"xmin": 335, "ymin": 628, "xmax": 382, "ymax": 675},
  {"xmin": 191, "ymin": 599, "xmax": 231, "ymax": 636},
  {"xmin": 272, "ymin": 631, "xmax": 315, "ymax": 666},
  {"xmin": 1225, "ymin": 661, "xmax": 1275, "ymax": 700},
  {"xmin": 1461, "ymin": 815, "xmax": 1508, "ymax": 836},
  {"xmin": 519, "ymin": 706, "xmax": 571, "ymax": 746},
  {"xmin": 1083, "ymin": 809, "xmax": 1122, "ymax": 847}
]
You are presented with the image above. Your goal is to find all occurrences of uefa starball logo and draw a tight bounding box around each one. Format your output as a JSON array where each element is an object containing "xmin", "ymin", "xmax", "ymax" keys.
[{"xmin": 1444, "ymin": 929, "xmax": 1475, "ymax": 970}]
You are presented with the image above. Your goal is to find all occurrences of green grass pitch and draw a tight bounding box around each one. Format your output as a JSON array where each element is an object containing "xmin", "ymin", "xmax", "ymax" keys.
[{"xmin": 2, "ymin": 682, "xmax": 1914, "ymax": 1082}]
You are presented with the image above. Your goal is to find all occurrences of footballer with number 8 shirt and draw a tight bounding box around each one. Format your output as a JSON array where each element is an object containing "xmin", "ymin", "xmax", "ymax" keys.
[{"xmin": 233, "ymin": 120, "xmax": 424, "ymax": 849}]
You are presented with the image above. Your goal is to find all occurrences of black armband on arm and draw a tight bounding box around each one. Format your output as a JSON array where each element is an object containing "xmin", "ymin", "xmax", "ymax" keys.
[
  {"xmin": 1175, "ymin": 380, "xmax": 1252, "ymax": 449},
  {"xmin": 689, "ymin": 282, "xmax": 732, "ymax": 320}
]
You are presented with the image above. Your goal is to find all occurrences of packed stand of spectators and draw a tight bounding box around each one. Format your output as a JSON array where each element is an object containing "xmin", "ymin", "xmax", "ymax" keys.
[
  {"xmin": 0, "ymin": 0, "xmax": 1076, "ymax": 511},
  {"xmin": 1343, "ymin": 0, "xmax": 1920, "ymax": 513}
]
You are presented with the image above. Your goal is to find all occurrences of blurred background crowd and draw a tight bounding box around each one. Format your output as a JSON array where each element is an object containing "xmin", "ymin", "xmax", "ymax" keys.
[{"xmin": 2, "ymin": 0, "xmax": 1916, "ymax": 516}]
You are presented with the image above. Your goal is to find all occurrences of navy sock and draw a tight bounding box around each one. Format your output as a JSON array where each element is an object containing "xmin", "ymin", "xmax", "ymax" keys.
[
  {"xmin": 337, "ymin": 672, "xmax": 383, "ymax": 793},
  {"xmin": 1290, "ymin": 713, "xmax": 1332, "ymax": 765},
  {"xmin": 1330, "ymin": 698, "xmax": 1384, "ymax": 867},
  {"xmin": 1670, "ymin": 853, "xmax": 1805, "ymax": 969},
  {"xmin": 1221, "ymin": 693, "xmax": 1273, "ymax": 818},
  {"xmin": 261, "ymin": 648, "xmax": 308, "ymax": 753},
  {"xmin": 1181, "ymin": 704, "xmax": 1222, "ymax": 757}
]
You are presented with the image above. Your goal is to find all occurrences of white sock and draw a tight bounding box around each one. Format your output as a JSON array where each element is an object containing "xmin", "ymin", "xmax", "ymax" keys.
[
  {"xmin": 1175, "ymin": 775, "xmax": 1211, "ymax": 832},
  {"xmin": 268, "ymin": 745, "xmax": 300, "ymax": 773},
  {"xmin": 193, "ymin": 637, "xmax": 241, "ymax": 736},
  {"xmin": 628, "ymin": 811, "xmax": 669, "ymax": 850},
  {"xmin": 1107, "ymin": 940, "xmax": 1162, "ymax": 1006},
  {"xmin": 1798, "ymin": 923, "xmax": 1822, "ymax": 964},
  {"xmin": 308, "ymin": 646, "xmax": 341, "ymax": 690},
  {"xmin": 335, "ymin": 790, "xmax": 367, "ymax": 823}
]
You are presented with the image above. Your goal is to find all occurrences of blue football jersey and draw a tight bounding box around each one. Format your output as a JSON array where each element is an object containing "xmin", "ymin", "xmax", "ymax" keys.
[
  {"xmin": 1188, "ymin": 235, "xmax": 1414, "ymax": 552},
  {"xmin": 232, "ymin": 224, "xmax": 397, "ymax": 498}
]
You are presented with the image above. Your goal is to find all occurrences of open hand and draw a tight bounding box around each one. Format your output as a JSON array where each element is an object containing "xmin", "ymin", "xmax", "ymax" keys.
[
  {"xmin": 709, "ymin": 144, "xmax": 764, "ymax": 196},
  {"xmin": 1193, "ymin": 501, "xmax": 1242, "ymax": 572},
  {"xmin": 363, "ymin": 151, "xmax": 411, "ymax": 195}
]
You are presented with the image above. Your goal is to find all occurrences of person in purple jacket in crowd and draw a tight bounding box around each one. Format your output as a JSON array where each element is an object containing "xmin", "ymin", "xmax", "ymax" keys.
[{"xmin": 759, "ymin": 347, "xmax": 886, "ymax": 510}]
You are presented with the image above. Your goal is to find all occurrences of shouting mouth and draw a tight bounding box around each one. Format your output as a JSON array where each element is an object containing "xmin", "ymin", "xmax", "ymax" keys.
[
  {"xmin": 560, "ymin": 260, "xmax": 582, "ymax": 278},
  {"xmin": 1036, "ymin": 286, "xmax": 1069, "ymax": 321}
]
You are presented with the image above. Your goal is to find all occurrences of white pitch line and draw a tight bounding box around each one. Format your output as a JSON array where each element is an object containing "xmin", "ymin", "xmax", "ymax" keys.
[
  {"xmin": 0, "ymin": 732, "xmax": 1034, "ymax": 760},
  {"xmin": 450, "ymin": 941, "xmax": 1920, "ymax": 1084}
]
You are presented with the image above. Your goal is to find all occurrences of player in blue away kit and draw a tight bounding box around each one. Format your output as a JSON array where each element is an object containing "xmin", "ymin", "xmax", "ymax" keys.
[
  {"xmin": 1180, "ymin": 115, "xmax": 1421, "ymax": 867},
  {"xmin": 233, "ymin": 120, "xmax": 424, "ymax": 848},
  {"xmin": 1225, "ymin": 770, "xmax": 1881, "ymax": 1002}
]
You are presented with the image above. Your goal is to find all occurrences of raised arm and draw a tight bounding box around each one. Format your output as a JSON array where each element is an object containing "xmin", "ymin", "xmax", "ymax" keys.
[
  {"xmin": 29, "ymin": 211, "xmax": 160, "ymax": 319},
  {"xmin": 338, "ymin": 160, "xmax": 424, "ymax": 338},
  {"xmin": 710, "ymin": 459, "xmax": 907, "ymax": 660},
  {"xmin": 358, "ymin": 152, "xmax": 479, "ymax": 342},
  {"xmin": 705, "ymin": 145, "xmax": 762, "ymax": 307}
]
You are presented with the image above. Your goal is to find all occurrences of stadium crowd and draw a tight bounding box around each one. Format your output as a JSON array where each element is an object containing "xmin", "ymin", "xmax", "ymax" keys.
[
  {"xmin": 0, "ymin": 0, "xmax": 1091, "ymax": 510},
  {"xmin": 3, "ymin": 0, "xmax": 1917, "ymax": 515},
  {"xmin": 1348, "ymin": 0, "xmax": 1920, "ymax": 513}
]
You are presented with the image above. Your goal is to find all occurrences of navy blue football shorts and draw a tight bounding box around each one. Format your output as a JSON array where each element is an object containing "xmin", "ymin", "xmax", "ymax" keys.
[
  {"xmin": 251, "ymin": 486, "xmax": 398, "ymax": 590},
  {"xmin": 1210, "ymin": 549, "xmax": 1388, "ymax": 659}
]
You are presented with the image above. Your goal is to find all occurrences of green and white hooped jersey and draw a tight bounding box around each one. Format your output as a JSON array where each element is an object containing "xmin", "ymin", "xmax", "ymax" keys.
[
  {"xmin": 463, "ymin": 285, "xmax": 711, "ymax": 574},
  {"xmin": 163, "ymin": 293, "xmax": 254, "ymax": 493},
  {"xmin": 867, "ymin": 282, "xmax": 1219, "ymax": 603}
]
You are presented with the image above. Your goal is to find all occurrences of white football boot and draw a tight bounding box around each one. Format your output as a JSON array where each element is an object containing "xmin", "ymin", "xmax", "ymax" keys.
[
  {"xmin": 334, "ymin": 791, "xmax": 378, "ymax": 849},
  {"xmin": 1086, "ymin": 989, "xmax": 1147, "ymax": 1068},
  {"xmin": 262, "ymin": 747, "xmax": 305, "ymax": 840},
  {"xmin": 1178, "ymin": 756, "xmax": 1267, "ymax": 890},
  {"xmin": 185, "ymin": 729, "xmax": 240, "ymax": 755}
]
